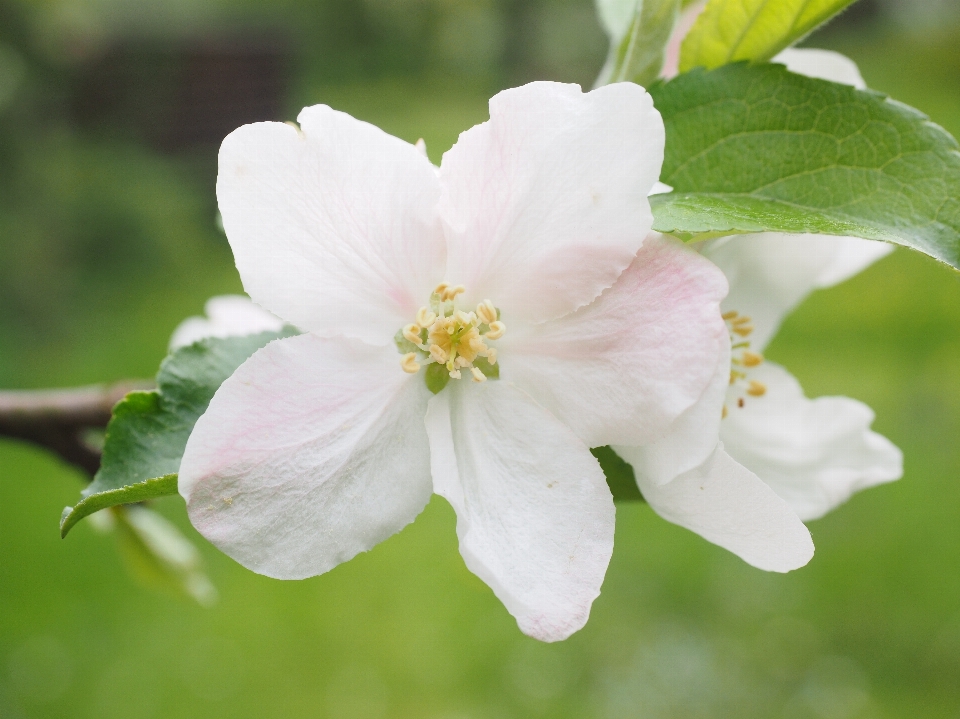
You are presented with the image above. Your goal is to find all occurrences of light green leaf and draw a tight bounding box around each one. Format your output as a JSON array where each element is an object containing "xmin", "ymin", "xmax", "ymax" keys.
[
  {"xmin": 596, "ymin": 0, "xmax": 681, "ymax": 88},
  {"xmin": 424, "ymin": 362, "xmax": 451, "ymax": 395},
  {"xmin": 679, "ymin": 0, "xmax": 856, "ymax": 72},
  {"xmin": 60, "ymin": 328, "xmax": 299, "ymax": 536},
  {"xmin": 648, "ymin": 63, "xmax": 960, "ymax": 269}
]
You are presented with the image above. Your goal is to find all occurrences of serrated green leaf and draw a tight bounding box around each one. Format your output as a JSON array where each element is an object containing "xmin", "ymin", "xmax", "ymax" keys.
[
  {"xmin": 648, "ymin": 64, "xmax": 960, "ymax": 269},
  {"xmin": 60, "ymin": 328, "xmax": 299, "ymax": 536},
  {"xmin": 679, "ymin": 0, "xmax": 856, "ymax": 72},
  {"xmin": 591, "ymin": 446, "xmax": 645, "ymax": 501},
  {"xmin": 424, "ymin": 362, "xmax": 451, "ymax": 394},
  {"xmin": 596, "ymin": 0, "xmax": 681, "ymax": 88}
]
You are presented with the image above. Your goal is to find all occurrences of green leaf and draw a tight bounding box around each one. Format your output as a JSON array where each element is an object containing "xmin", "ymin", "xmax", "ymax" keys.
[
  {"xmin": 60, "ymin": 328, "xmax": 299, "ymax": 536},
  {"xmin": 596, "ymin": 0, "xmax": 681, "ymax": 88},
  {"xmin": 648, "ymin": 63, "xmax": 960, "ymax": 269},
  {"xmin": 679, "ymin": 0, "xmax": 856, "ymax": 72},
  {"xmin": 592, "ymin": 446, "xmax": 645, "ymax": 502},
  {"xmin": 424, "ymin": 362, "xmax": 451, "ymax": 394},
  {"xmin": 60, "ymin": 474, "xmax": 178, "ymax": 537}
]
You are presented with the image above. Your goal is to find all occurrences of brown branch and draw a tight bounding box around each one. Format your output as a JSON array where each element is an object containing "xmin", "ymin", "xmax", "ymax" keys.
[{"xmin": 0, "ymin": 381, "xmax": 153, "ymax": 476}]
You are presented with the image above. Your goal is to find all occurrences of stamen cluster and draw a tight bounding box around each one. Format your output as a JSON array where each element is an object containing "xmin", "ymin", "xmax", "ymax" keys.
[
  {"xmin": 397, "ymin": 283, "xmax": 505, "ymax": 384},
  {"xmin": 722, "ymin": 310, "xmax": 766, "ymax": 417}
]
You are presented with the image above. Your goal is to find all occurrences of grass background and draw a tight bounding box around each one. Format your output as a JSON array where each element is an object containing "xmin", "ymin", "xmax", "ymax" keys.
[{"xmin": 1, "ymin": 3, "xmax": 959, "ymax": 717}]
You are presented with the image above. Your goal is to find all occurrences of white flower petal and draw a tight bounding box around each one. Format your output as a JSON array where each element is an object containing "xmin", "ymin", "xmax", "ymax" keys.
[
  {"xmin": 179, "ymin": 334, "xmax": 433, "ymax": 579},
  {"xmin": 169, "ymin": 295, "xmax": 285, "ymax": 351},
  {"xmin": 701, "ymin": 233, "xmax": 892, "ymax": 351},
  {"xmin": 217, "ymin": 106, "xmax": 446, "ymax": 344},
  {"xmin": 439, "ymin": 81, "xmax": 664, "ymax": 324},
  {"xmin": 425, "ymin": 381, "xmax": 615, "ymax": 642},
  {"xmin": 613, "ymin": 329, "xmax": 730, "ymax": 486},
  {"xmin": 622, "ymin": 444, "xmax": 815, "ymax": 572},
  {"xmin": 773, "ymin": 48, "xmax": 866, "ymax": 89},
  {"xmin": 503, "ymin": 234, "xmax": 728, "ymax": 447},
  {"xmin": 721, "ymin": 362, "xmax": 903, "ymax": 521}
]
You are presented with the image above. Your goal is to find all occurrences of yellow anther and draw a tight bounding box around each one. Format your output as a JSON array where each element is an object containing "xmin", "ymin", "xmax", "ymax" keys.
[
  {"xmin": 400, "ymin": 353, "xmax": 420, "ymax": 374},
  {"xmin": 485, "ymin": 321, "xmax": 505, "ymax": 340},
  {"xmin": 401, "ymin": 286, "xmax": 504, "ymax": 382},
  {"xmin": 733, "ymin": 325, "xmax": 754, "ymax": 338},
  {"xmin": 732, "ymin": 315, "xmax": 752, "ymax": 326},
  {"xmin": 747, "ymin": 380, "xmax": 767, "ymax": 397},
  {"xmin": 430, "ymin": 344, "xmax": 447, "ymax": 364},
  {"xmin": 416, "ymin": 307, "xmax": 436, "ymax": 328},
  {"xmin": 477, "ymin": 300, "xmax": 497, "ymax": 325},
  {"xmin": 721, "ymin": 310, "xmax": 739, "ymax": 320},
  {"xmin": 722, "ymin": 405, "xmax": 728, "ymax": 419},
  {"xmin": 442, "ymin": 285, "xmax": 466, "ymax": 301},
  {"xmin": 741, "ymin": 351, "xmax": 763, "ymax": 367},
  {"xmin": 403, "ymin": 323, "xmax": 423, "ymax": 346}
]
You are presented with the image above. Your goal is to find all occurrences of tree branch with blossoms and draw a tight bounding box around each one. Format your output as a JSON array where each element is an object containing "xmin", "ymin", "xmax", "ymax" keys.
[{"xmin": 6, "ymin": 0, "xmax": 960, "ymax": 639}]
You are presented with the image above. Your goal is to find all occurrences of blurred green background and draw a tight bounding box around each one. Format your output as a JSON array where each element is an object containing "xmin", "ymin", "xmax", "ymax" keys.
[{"xmin": 1, "ymin": 0, "xmax": 959, "ymax": 716}]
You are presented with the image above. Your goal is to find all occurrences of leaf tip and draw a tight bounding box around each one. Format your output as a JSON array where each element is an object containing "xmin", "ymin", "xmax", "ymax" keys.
[{"xmin": 60, "ymin": 506, "xmax": 75, "ymax": 538}]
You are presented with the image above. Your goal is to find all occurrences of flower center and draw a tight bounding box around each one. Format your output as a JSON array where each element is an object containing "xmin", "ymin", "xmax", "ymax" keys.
[
  {"xmin": 395, "ymin": 283, "xmax": 505, "ymax": 392},
  {"xmin": 722, "ymin": 310, "xmax": 766, "ymax": 418}
]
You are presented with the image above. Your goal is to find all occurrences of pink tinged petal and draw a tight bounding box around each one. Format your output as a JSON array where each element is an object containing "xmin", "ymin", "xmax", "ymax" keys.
[
  {"xmin": 178, "ymin": 334, "xmax": 433, "ymax": 580},
  {"xmin": 503, "ymin": 234, "xmax": 729, "ymax": 447},
  {"xmin": 622, "ymin": 445, "xmax": 815, "ymax": 572},
  {"xmin": 701, "ymin": 233, "xmax": 892, "ymax": 352},
  {"xmin": 661, "ymin": 0, "xmax": 706, "ymax": 79},
  {"xmin": 773, "ymin": 48, "xmax": 866, "ymax": 89},
  {"xmin": 438, "ymin": 81, "xmax": 665, "ymax": 324},
  {"xmin": 721, "ymin": 362, "xmax": 903, "ymax": 522},
  {"xmin": 217, "ymin": 106, "xmax": 446, "ymax": 345},
  {"xmin": 424, "ymin": 382, "xmax": 615, "ymax": 642},
  {"xmin": 613, "ymin": 330, "xmax": 731, "ymax": 486},
  {"xmin": 169, "ymin": 295, "xmax": 285, "ymax": 351}
]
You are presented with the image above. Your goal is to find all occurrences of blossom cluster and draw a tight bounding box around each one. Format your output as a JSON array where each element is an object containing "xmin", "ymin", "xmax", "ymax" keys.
[{"xmin": 172, "ymin": 45, "xmax": 901, "ymax": 641}]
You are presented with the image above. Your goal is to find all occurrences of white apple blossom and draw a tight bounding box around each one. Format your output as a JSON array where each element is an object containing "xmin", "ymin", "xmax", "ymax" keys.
[
  {"xmin": 176, "ymin": 81, "xmax": 750, "ymax": 642},
  {"xmin": 615, "ymin": 49, "xmax": 902, "ymax": 566},
  {"xmin": 169, "ymin": 295, "xmax": 284, "ymax": 351}
]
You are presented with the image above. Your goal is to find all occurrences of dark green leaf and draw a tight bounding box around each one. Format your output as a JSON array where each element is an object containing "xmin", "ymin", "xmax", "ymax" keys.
[
  {"xmin": 592, "ymin": 446, "xmax": 645, "ymax": 502},
  {"xmin": 649, "ymin": 63, "xmax": 960, "ymax": 269},
  {"xmin": 61, "ymin": 328, "xmax": 299, "ymax": 536}
]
